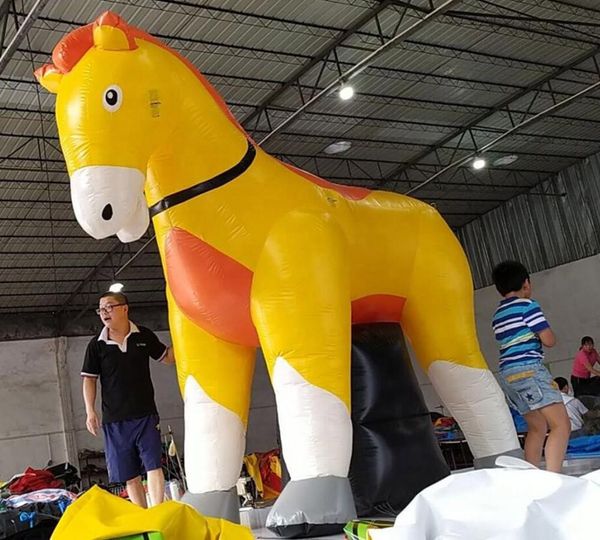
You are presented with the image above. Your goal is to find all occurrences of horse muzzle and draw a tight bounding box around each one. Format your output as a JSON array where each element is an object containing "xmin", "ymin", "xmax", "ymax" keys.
[{"xmin": 70, "ymin": 166, "xmax": 149, "ymax": 242}]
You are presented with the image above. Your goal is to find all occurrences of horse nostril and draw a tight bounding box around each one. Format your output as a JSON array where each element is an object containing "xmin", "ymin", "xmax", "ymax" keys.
[{"xmin": 102, "ymin": 204, "xmax": 113, "ymax": 221}]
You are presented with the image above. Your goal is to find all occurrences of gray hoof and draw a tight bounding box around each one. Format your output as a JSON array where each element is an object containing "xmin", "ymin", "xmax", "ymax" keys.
[
  {"xmin": 181, "ymin": 488, "xmax": 240, "ymax": 523},
  {"xmin": 266, "ymin": 476, "xmax": 356, "ymax": 538},
  {"xmin": 473, "ymin": 447, "xmax": 524, "ymax": 469}
]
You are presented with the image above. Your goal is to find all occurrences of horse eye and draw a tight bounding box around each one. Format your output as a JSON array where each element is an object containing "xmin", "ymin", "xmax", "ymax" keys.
[{"xmin": 103, "ymin": 85, "xmax": 122, "ymax": 112}]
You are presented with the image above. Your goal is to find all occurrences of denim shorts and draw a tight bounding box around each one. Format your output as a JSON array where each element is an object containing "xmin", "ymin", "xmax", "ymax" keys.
[
  {"xmin": 103, "ymin": 414, "xmax": 162, "ymax": 483},
  {"xmin": 499, "ymin": 363, "xmax": 562, "ymax": 416}
]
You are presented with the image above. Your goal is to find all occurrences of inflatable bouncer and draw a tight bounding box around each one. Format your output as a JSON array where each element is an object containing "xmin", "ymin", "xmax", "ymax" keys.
[{"xmin": 36, "ymin": 12, "xmax": 521, "ymax": 536}]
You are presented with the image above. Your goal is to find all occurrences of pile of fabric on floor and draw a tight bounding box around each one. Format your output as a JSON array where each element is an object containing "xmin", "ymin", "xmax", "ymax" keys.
[
  {"xmin": 432, "ymin": 417, "xmax": 464, "ymax": 441},
  {"xmin": 240, "ymin": 449, "xmax": 283, "ymax": 506},
  {"xmin": 0, "ymin": 464, "xmax": 79, "ymax": 539}
]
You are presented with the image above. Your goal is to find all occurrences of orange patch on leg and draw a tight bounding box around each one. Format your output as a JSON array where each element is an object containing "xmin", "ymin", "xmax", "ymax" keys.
[{"xmin": 165, "ymin": 227, "xmax": 259, "ymax": 347}]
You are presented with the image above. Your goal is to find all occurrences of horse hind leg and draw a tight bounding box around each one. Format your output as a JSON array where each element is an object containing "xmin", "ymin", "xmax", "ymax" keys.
[{"xmin": 401, "ymin": 218, "xmax": 521, "ymax": 465}]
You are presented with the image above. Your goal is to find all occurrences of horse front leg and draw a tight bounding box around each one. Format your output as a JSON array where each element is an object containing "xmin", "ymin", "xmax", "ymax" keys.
[
  {"xmin": 251, "ymin": 211, "xmax": 356, "ymax": 538},
  {"xmin": 168, "ymin": 295, "xmax": 256, "ymax": 522}
]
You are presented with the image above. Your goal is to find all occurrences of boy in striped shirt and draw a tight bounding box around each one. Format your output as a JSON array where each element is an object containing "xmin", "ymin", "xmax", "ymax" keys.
[{"xmin": 492, "ymin": 261, "xmax": 569, "ymax": 472}]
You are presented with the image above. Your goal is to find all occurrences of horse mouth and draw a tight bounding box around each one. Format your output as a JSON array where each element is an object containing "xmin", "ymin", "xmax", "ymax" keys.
[{"xmin": 70, "ymin": 165, "xmax": 149, "ymax": 242}]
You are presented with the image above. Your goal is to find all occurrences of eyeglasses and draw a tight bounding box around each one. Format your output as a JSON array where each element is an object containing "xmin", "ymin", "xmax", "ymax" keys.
[{"xmin": 96, "ymin": 303, "xmax": 126, "ymax": 315}]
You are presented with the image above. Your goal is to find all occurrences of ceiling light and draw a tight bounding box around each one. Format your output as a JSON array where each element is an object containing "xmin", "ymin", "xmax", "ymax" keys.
[
  {"xmin": 339, "ymin": 85, "xmax": 355, "ymax": 100},
  {"xmin": 323, "ymin": 141, "xmax": 352, "ymax": 155},
  {"xmin": 109, "ymin": 282, "xmax": 124, "ymax": 293},
  {"xmin": 492, "ymin": 154, "xmax": 519, "ymax": 167},
  {"xmin": 472, "ymin": 157, "xmax": 487, "ymax": 170}
]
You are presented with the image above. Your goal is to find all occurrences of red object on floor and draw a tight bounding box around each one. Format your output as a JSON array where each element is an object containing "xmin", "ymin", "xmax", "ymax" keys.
[
  {"xmin": 258, "ymin": 449, "xmax": 282, "ymax": 496},
  {"xmin": 9, "ymin": 467, "xmax": 63, "ymax": 495}
]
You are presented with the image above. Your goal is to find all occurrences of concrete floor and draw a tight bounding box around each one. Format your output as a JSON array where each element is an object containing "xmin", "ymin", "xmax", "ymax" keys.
[{"xmin": 252, "ymin": 529, "xmax": 344, "ymax": 539}]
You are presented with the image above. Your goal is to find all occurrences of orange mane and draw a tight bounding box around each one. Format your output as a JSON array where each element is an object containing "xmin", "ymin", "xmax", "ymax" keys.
[
  {"xmin": 40, "ymin": 11, "xmax": 247, "ymax": 137},
  {"xmin": 51, "ymin": 12, "xmax": 136, "ymax": 74}
]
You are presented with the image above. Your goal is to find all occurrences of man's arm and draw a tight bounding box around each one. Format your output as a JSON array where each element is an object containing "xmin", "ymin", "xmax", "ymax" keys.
[
  {"xmin": 145, "ymin": 328, "xmax": 175, "ymax": 365},
  {"xmin": 83, "ymin": 377, "xmax": 100, "ymax": 436},
  {"xmin": 162, "ymin": 346, "xmax": 176, "ymax": 365}
]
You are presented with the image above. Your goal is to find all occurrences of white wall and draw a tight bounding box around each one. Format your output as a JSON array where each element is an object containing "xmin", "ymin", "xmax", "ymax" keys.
[
  {"xmin": 0, "ymin": 330, "xmax": 278, "ymax": 480},
  {"xmin": 0, "ymin": 338, "xmax": 68, "ymax": 477},
  {"xmin": 415, "ymin": 254, "xmax": 600, "ymax": 413}
]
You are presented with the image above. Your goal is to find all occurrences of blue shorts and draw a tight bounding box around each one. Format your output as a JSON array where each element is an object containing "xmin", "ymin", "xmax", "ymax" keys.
[
  {"xmin": 499, "ymin": 363, "xmax": 562, "ymax": 416},
  {"xmin": 103, "ymin": 414, "xmax": 162, "ymax": 483}
]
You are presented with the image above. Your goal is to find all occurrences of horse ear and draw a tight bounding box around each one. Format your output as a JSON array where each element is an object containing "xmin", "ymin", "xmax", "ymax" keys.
[
  {"xmin": 92, "ymin": 11, "xmax": 137, "ymax": 51},
  {"xmin": 34, "ymin": 64, "xmax": 63, "ymax": 94}
]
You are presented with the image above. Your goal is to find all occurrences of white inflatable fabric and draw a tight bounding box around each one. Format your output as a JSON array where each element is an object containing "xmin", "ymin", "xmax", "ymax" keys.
[{"xmin": 370, "ymin": 458, "xmax": 600, "ymax": 540}]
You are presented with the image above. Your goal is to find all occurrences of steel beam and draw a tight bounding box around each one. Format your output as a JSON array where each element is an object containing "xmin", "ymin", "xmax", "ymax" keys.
[
  {"xmin": 382, "ymin": 44, "xmax": 600, "ymax": 186},
  {"xmin": 17, "ymin": 9, "xmax": 600, "ymax": 83},
  {"xmin": 0, "ymin": 0, "xmax": 48, "ymax": 75},
  {"xmin": 405, "ymin": 74, "xmax": 600, "ymax": 195},
  {"xmin": 259, "ymin": 0, "xmax": 462, "ymax": 144},
  {"xmin": 242, "ymin": 0, "xmax": 393, "ymax": 128},
  {"xmin": 0, "ymin": 0, "xmax": 11, "ymax": 56},
  {"xmin": 56, "ymin": 232, "xmax": 156, "ymax": 316}
]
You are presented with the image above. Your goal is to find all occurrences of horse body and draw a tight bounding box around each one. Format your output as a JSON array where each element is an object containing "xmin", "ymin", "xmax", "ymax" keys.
[
  {"xmin": 37, "ymin": 12, "xmax": 520, "ymax": 535},
  {"xmin": 151, "ymin": 148, "xmax": 427, "ymax": 344}
]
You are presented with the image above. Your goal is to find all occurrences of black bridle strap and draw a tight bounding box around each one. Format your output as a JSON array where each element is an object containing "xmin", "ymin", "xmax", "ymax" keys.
[{"xmin": 149, "ymin": 140, "xmax": 256, "ymax": 217}]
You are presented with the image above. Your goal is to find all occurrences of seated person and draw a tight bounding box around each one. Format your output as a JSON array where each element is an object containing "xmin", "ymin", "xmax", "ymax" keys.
[
  {"xmin": 555, "ymin": 377, "xmax": 588, "ymax": 438},
  {"xmin": 571, "ymin": 336, "xmax": 600, "ymax": 396}
]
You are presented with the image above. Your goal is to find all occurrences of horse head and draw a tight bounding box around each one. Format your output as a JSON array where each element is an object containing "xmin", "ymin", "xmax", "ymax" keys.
[{"xmin": 35, "ymin": 12, "xmax": 176, "ymax": 242}]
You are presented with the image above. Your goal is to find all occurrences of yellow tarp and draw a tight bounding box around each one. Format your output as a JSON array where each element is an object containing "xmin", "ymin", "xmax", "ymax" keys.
[{"xmin": 52, "ymin": 486, "xmax": 254, "ymax": 540}]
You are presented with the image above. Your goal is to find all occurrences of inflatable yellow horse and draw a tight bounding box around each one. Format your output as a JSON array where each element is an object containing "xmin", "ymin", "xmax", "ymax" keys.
[{"xmin": 36, "ymin": 12, "xmax": 519, "ymax": 536}]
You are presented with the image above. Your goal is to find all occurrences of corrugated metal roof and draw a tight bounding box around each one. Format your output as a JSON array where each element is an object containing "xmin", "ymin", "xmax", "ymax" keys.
[{"xmin": 2, "ymin": 0, "xmax": 600, "ymax": 315}]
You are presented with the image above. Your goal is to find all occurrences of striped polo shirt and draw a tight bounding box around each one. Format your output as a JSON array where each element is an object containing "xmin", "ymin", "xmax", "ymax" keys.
[{"xmin": 492, "ymin": 297, "xmax": 550, "ymax": 371}]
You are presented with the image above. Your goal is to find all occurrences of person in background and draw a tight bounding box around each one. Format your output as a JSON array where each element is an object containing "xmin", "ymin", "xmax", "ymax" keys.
[
  {"xmin": 82, "ymin": 292, "xmax": 176, "ymax": 507},
  {"xmin": 492, "ymin": 261, "xmax": 570, "ymax": 473},
  {"xmin": 554, "ymin": 377, "xmax": 588, "ymax": 439},
  {"xmin": 571, "ymin": 336, "xmax": 600, "ymax": 397}
]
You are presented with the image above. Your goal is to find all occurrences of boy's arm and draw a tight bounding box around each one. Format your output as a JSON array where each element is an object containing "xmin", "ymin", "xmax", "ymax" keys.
[
  {"xmin": 523, "ymin": 300, "xmax": 555, "ymax": 347},
  {"xmin": 538, "ymin": 328, "xmax": 556, "ymax": 348}
]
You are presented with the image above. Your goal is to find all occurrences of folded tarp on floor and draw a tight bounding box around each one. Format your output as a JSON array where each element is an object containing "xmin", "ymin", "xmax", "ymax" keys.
[{"xmin": 52, "ymin": 486, "xmax": 253, "ymax": 540}]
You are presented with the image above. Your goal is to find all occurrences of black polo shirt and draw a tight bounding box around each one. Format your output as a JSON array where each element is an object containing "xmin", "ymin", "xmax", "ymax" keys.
[{"xmin": 82, "ymin": 323, "xmax": 167, "ymax": 424}]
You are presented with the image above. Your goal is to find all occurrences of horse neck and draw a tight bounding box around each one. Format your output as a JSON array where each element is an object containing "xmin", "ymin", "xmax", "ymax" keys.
[{"xmin": 146, "ymin": 99, "xmax": 248, "ymax": 200}]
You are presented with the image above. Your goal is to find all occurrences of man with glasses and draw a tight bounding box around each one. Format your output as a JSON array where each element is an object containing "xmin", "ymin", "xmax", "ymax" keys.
[{"xmin": 81, "ymin": 291, "xmax": 175, "ymax": 507}]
